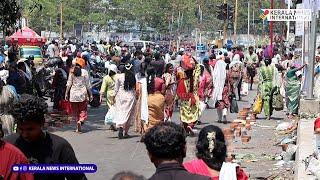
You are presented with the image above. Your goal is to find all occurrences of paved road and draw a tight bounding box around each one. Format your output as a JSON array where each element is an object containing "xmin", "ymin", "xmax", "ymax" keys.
[{"xmin": 53, "ymin": 86, "xmax": 286, "ymax": 179}]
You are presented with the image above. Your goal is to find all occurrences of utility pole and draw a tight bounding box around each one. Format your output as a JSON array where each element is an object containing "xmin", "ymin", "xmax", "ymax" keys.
[
  {"xmin": 286, "ymin": 0, "xmax": 291, "ymax": 41},
  {"xmin": 60, "ymin": 1, "xmax": 63, "ymax": 41},
  {"xmin": 247, "ymin": 0, "xmax": 250, "ymax": 41},
  {"xmin": 223, "ymin": 0, "xmax": 227, "ymax": 44},
  {"xmin": 306, "ymin": 0, "xmax": 318, "ymax": 99},
  {"xmin": 234, "ymin": 0, "xmax": 238, "ymax": 43},
  {"xmin": 49, "ymin": 17, "xmax": 51, "ymax": 40},
  {"xmin": 269, "ymin": 0, "xmax": 274, "ymax": 57}
]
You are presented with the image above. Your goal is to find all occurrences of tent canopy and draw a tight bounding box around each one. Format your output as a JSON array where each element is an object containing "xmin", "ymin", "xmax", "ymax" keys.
[{"xmin": 6, "ymin": 27, "xmax": 46, "ymax": 46}]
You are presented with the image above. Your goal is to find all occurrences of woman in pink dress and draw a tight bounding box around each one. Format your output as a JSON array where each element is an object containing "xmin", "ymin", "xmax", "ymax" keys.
[
  {"xmin": 65, "ymin": 63, "xmax": 92, "ymax": 133},
  {"xmin": 183, "ymin": 125, "xmax": 248, "ymax": 180}
]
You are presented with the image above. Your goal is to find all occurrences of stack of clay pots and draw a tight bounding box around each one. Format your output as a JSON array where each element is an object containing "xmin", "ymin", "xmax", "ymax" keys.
[
  {"xmin": 238, "ymin": 107, "xmax": 257, "ymax": 122},
  {"xmin": 227, "ymin": 119, "xmax": 252, "ymax": 143}
]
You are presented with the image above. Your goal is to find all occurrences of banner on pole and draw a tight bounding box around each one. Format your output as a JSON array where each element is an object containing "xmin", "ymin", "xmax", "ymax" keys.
[
  {"xmin": 260, "ymin": 9, "xmax": 311, "ymax": 21},
  {"xmin": 295, "ymin": 4, "xmax": 305, "ymax": 36}
]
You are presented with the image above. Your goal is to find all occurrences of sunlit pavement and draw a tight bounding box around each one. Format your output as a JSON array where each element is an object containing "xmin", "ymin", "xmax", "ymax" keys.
[{"xmin": 53, "ymin": 85, "xmax": 286, "ymax": 179}]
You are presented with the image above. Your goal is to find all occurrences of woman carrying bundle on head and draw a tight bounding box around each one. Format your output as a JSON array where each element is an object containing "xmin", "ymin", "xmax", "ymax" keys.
[{"xmin": 176, "ymin": 53, "xmax": 201, "ymax": 136}]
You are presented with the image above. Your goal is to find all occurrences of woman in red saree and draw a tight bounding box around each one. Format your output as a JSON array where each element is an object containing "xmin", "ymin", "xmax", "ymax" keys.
[
  {"xmin": 176, "ymin": 54, "xmax": 201, "ymax": 136},
  {"xmin": 183, "ymin": 125, "xmax": 248, "ymax": 180}
]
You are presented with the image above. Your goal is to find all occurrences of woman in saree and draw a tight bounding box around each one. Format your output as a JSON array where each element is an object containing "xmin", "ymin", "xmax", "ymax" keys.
[
  {"xmin": 211, "ymin": 60, "xmax": 232, "ymax": 124},
  {"xmin": 286, "ymin": 64, "xmax": 306, "ymax": 119},
  {"xmin": 134, "ymin": 62, "xmax": 149, "ymax": 136},
  {"xmin": 183, "ymin": 125, "xmax": 248, "ymax": 180},
  {"xmin": 201, "ymin": 58, "xmax": 213, "ymax": 109},
  {"xmin": 0, "ymin": 70, "xmax": 18, "ymax": 136},
  {"xmin": 162, "ymin": 63, "xmax": 176, "ymax": 122},
  {"xmin": 100, "ymin": 64, "xmax": 118, "ymax": 131},
  {"xmin": 145, "ymin": 66, "xmax": 165, "ymax": 129},
  {"xmin": 176, "ymin": 54, "xmax": 201, "ymax": 136},
  {"xmin": 229, "ymin": 54, "xmax": 243, "ymax": 101},
  {"xmin": 314, "ymin": 57, "xmax": 320, "ymax": 99},
  {"xmin": 113, "ymin": 63, "xmax": 136, "ymax": 139},
  {"xmin": 258, "ymin": 58, "xmax": 280, "ymax": 120}
]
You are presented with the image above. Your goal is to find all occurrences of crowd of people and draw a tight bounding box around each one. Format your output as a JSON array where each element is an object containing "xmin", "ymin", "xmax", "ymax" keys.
[{"xmin": 0, "ymin": 39, "xmax": 318, "ymax": 179}]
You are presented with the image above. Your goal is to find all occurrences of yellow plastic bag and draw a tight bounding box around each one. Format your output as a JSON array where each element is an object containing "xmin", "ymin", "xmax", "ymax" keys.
[{"xmin": 253, "ymin": 94, "xmax": 263, "ymax": 114}]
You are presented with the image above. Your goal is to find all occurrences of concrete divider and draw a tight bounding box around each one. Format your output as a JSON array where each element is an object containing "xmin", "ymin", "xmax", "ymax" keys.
[{"xmin": 295, "ymin": 118, "xmax": 316, "ymax": 180}]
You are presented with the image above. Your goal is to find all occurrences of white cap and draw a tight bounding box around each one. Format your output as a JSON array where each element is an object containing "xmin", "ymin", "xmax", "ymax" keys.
[
  {"xmin": 179, "ymin": 48, "xmax": 185, "ymax": 52},
  {"xmin": 0, "ymin": 69, "xmax": 9, "ymax": 83},
  {"xmin": 109, "ymin": 64, "xmax": 118, "ymax": 73}
]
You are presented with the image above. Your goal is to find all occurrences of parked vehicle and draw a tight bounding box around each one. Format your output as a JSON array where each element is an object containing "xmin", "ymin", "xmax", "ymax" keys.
[
  {"xmin": 19, "ymin": 46, "xmax": 44, "ymax": 65},
  {"xmin": 125, "ymin": 40, "xmax": 155, "ymax": 52}
]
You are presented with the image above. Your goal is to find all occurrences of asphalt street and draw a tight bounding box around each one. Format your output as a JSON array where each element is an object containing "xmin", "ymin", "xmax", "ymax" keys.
[{"xmin": 53, "ymin": 86, "xmax": 286, "ymax": 179}]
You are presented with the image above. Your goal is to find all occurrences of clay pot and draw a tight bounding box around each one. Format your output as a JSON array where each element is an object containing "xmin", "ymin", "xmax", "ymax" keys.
[
  {"xmin": 226, "ymin": 155, "xmax": 235, "ymax": 162},
  {"xmin": 315, "ymin": 128, "xmax": 320, "ymax": 134},
  {"xmin": 223, "ymin": 128, "xmax": 233, "ymax": 136},
  {"xmin": 235, "ymin": 127, "xmax": 242, "ymax": 137},
  {"xmin": 241, "ymin": 135, "xmax": 251, "ymax": 143},
  {"xmin": 281, "ymin": 144, "xmax": 289, "ymax": 151},
  {"xmin": 245, "ymin": 123, "xmax": 252, "ymax": 130},
  {"xmin": 238, "ymin": 115, "xmax": 247, "ymax": 120},
  {"xmin": 225, "ymin": 134, "xmax": 235, "ymax": 141},
  {"xmin": 239, "ymin": 112, "xmax": 248, "ymax": 116},
  {"xmin": 226, "ymin": 156, "xmax": 232, "ymax": 162},
  {"xmin": 243, "ymin": 107, "xmax": 251, "ymax": 112},
  {"xmin": 230, "ymin": 122, "xmax": 239, "ymax": 129}
]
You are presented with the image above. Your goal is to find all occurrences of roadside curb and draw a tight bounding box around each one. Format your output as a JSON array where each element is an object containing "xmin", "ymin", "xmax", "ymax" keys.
[{"xmin": 295, "ymin": 118, "xmax": 316, "ymax": 180}]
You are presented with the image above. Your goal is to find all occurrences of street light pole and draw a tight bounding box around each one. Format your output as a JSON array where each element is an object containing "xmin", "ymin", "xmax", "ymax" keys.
[
  {"xmin": 223, "ymin": 0, "xmax": 227, "ymax": 44},
  {"xmin": 247, "ymin": 1, "xmax": 250, "ymax": 40},
  {"xmin": 60, "ymin": 1, "xmax": 63, "ymax": 41},
  {"xmin": 269, "ymin": 0, "xmax": 274, "ymax": 57},
  {"xmin": 286, "ymin": 0, "xmax": 291, "ymax": 41},
  {"xmin": 233, "ymin": 0, "xmax": 238, "ymax": 43},
  {"xmin": 306, "ymin": 0, "xmax": 318, "ymax": 99}
]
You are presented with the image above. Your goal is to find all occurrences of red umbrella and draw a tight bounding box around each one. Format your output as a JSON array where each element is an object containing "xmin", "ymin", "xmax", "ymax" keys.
[{"xmin": 6, "ymin": 27, "xmax": 46, "ymax": 46}]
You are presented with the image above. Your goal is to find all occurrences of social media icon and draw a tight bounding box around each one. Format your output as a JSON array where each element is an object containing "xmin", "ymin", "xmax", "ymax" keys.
[{"xmin": 12, "ymin": 166, "xmax": 19, "ymax": 171}]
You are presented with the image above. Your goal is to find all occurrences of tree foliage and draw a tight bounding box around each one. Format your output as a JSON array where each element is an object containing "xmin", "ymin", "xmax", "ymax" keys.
[
  {"xmin": 0, "ymin": 0, "xmax": 21, "ymax": 35},
  {"xmin": 21, "ymin": 0, "xmax": 289, "ymax": 38}
]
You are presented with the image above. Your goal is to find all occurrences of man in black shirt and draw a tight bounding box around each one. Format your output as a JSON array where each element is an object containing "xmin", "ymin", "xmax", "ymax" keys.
[
  {"xmin": 150, "ymin": 52, "xmax": 165, "ymax": 77},
  {"xmin": 144, "ymin": 122, "xmax": 210, "ymax": 180},
  {"xmin": 4, "ymin": 94, "xmax": 87, "ymax": 180}
]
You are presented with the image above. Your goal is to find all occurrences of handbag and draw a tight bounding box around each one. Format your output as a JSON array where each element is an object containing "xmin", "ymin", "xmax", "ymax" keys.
[
  {"xmin": 253, "ymin": 94, "xmax": 263, "ymax": 114},
  {"xmin": 272, "ymin": 87, "xmax": 284, "ymax": 111},
  {"xmin": 59, "ymin": 100, "xmax": 72, "ymax": 115},
  {"xmin": 230, "ymin": 94, "xmax": 239, "ymax": 113},
  {"xmin": 104, "ymin": 106, "xmax": 115, "ymax": 125},
  {"xmin": 240, "ymin": 82, "xmax": 249, "ymax": 96}
]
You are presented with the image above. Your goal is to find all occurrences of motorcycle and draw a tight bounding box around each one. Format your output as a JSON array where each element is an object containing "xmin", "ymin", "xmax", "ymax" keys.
[{"xmin": 89, "ymin": 77, "xmax": 102, "ymax": 108}]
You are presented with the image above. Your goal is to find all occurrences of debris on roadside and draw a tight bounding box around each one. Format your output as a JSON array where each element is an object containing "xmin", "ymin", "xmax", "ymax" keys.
[
  {"xmin": 304, "ymin": 153, "xmax": 320, "ymax": 179},
  {"xmin": 234, "ymin": 153, "xmax": 258, "ymax": 163}
]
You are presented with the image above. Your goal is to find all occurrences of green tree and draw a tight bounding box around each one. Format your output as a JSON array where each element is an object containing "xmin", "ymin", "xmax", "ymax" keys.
[{"xmin": 0, "ymin": 0, "xmax": 21, "ymax": 36}]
